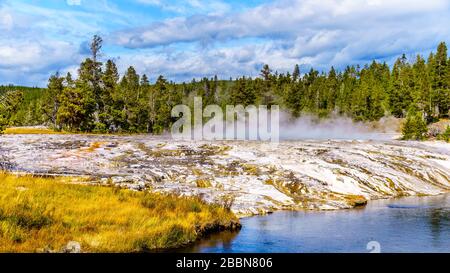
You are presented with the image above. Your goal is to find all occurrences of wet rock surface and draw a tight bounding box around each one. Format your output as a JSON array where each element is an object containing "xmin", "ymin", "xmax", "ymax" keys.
[{"xmin": 1, "ymin": 134, "xmax": 450, "ymax": 216}]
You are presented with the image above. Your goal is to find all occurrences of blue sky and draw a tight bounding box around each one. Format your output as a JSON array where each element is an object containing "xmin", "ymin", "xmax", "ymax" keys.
[{"xmin": 0, "ymin": 0, "xmax": 450, "ymax": 86}]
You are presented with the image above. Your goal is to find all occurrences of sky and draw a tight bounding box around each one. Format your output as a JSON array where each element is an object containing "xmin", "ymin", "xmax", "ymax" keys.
[{"xmin": 0, "ymin": 0, "xmax": 449, "ymax": 87}]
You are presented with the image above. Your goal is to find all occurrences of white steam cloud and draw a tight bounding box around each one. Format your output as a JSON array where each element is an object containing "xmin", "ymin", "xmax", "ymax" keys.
[{"xmin": 279, "ymin": 113, "xmax": 401, "ymax": 141}]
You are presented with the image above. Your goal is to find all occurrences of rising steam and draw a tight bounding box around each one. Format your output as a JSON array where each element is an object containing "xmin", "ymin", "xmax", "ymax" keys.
[{"xmin": 279, "ymin": 113, "xmax": 401, "ymax": 141}]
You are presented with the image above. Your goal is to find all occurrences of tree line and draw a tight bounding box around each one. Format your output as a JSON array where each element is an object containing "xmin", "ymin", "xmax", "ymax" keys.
[{"xmin": 1, "ymin": 36, "xmax": 450, "ymax": 138}]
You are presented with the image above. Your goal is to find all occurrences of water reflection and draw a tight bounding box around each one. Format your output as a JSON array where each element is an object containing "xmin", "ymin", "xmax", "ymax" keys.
[
  {"xmin": 179, "ymin": 230, "xmax": 240, "ymax": 253},
  {"xmin": 181, "ymin": 194, "xmax": 450, "ymax": 253}
]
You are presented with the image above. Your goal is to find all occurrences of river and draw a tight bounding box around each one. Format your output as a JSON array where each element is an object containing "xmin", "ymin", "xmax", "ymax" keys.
[{"xmin": 182, "ymin": 194, "xmax": 450, "ymax": 253}]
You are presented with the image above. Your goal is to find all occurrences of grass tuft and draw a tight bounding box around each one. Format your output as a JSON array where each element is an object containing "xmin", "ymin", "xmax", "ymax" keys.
[{"xmin": 196, "ymin": 179, "xmax": 212, "ymax": 188}]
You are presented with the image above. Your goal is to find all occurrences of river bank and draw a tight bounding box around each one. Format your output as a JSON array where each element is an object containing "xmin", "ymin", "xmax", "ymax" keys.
[{"xmin": 0, "ymin": 173, "xmax": 240, "ymax": 253}]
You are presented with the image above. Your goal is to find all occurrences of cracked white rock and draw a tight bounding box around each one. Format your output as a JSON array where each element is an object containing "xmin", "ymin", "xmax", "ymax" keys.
[{"xmin": 1, "ymin": 134, "xmax": 449, "ymax": 217}]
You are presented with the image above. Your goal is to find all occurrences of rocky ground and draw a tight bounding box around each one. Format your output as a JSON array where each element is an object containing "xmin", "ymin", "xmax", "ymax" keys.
[{"xmin": 1, "ymin": 133, "xmax": 450, "ymax": 216}]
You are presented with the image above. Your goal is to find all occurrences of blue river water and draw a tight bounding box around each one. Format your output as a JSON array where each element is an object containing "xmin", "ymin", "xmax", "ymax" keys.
[{"xmin": 182, "ymin": 194, "xmax": 450, "ymax": 253}]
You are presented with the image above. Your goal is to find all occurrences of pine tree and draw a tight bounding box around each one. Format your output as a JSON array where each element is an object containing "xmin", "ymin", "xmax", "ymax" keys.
[
  {"xmin": 285, "ymin": 81, "xmax": 304, "ymax": 117},
  {"xmin": 433, "ymin": 42, "xmax": 449, "ymax": 117},
  {"xmin": 336, "ymin": 66, "xmax": 357, "ymax": 115},
  {"xmin": 56, "ymin": 57, "xmax": 98, "ymax": 131},
  {"xmin": 303, "ymin": 68, "xmax": 319, "ymax": 113},
  {"xmin": 0, "ymin": 113, "xmax": 7, "ymax": 133},
  {"xmin": 43, "ymin": 73, "xmax": 64, "ymax": 128},
  {"xmin": 326, "ymin": 66, "xmax": 339, "ymax": 113},
  {"xmin": 119, "ymin": 66, "xmax": 140, "ymax": 131},
  {"xmin": 292, "ymin": 64, "xmax": 300, "ymax": 83},
  {"xmin": 412, "ymin": 55, "xmax": 432, "ymax": 121},
  {"xmin": 367, "ymin": 61, "xmax": 388, "ymax": 121},
  {"xmin": 402, "ymin": 110, "xmax": 428, "ymax": 140},
  {"xmin": 77, "ymin": 59, "xmax": 99, "ymax": 130},
  {"xmin": 389, "ymin": 55, "xmax": 413, "ymax": 117},
  {"xmin": 102, "ymin": 60, "xmax": 119, "ymax": 107},
  {"xmin": 88, "ymin": 36, "xmax": 104, "ymax": 122},
  {"xmin": 152, "ymin": 75, "xmax": 171, "ymax": 133},
  {"xmin": 56, "ymin": 85, "xmax": 95, "ymax": 131},
  {"xmin": 146, "ymin": 83, "xmax": 157, "ymax": 133},
  {"xmin": 134, "ymin": 74, "xmax": 151, "ymax": 132},
  {"xmin": 260, "ymin": 64, "xmax": 272, "ymax": 81},
  {"xmin": 260, "ymin": 64, "xmax": 275, "ymax": 105},
  {"xmin": 352, "ymin": 67, "xmax": 370, "ymax": 121},
  {"xmin": 230, "ymin": 77, "xmax": 256, "ymax": 106},
  {"xmin": 0, "ymin": 91, "xmax": 23, "ymax": 132}
]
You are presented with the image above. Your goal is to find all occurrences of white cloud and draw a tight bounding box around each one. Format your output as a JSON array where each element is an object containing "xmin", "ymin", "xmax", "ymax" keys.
[
  {"xmin": 114, "ymin": 41, "xmax": 321, "ymax": 83},
  {"xmin": 118, "ymin": 0, "xmax": 450, "ymax": 48},
  {"xmin": 0, "ymin": 0, "xmax": 134, "ymax": 85},
  {"xmin": 0, "ymin": 11, "xmax": 12, "ymax": 30},
  {"xmin": 112, "ymin": 0, "xmax": 450, "ymax": 81},
  {"xmin": 0, "ymin": 39, "xmax": 81, "ymax": 86},
  {"xmin": 67, "ymin": 0, "xmax": 81, "ymax": 6},
  {"xmin": 136, "ymin": 0, "xmax": 230, "ymax": 15},
  {"xmin": 2, "ymin": 0, "xmax": 450, "ymax": 86}
]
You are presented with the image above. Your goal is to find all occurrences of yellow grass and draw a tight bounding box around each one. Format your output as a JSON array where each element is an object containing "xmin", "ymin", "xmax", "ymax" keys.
[
  {"xmin": 343, "ymin": 195, "xmax": 368, "ymax": 207},
  {"xmin": 196, "ymin": 179, "xmax": 212, "ymax": 188},
  {"xmin": 0, "ymin": 173, "xmax": 239, "ymax": 253},
  {"xmin": 3, "ymin": 127, "xmax": 66, "ymax": 135},
  {"xmin": 3, "ymin": 127, "xmax": 133, "ymax": 136},
  {"xmin": 81, "ymin": 141, "xmax": 104, "ymax": 152}
]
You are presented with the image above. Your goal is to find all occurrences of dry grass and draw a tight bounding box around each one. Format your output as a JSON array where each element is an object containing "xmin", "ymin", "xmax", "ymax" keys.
[
  {"xmin": 196, "ymin": 179, "xmax": 212, "ymax": 188},
  {"xmin": 4, "ymin": 127, "xmax": 65, "ymax": 135},
  {"xmin": 343, "ymin": 195, "xmax": 368, "ymax": 207},
  {"xmin": 3, "ymin": 127, "xmax": 135, "ymax": 136},
  {"xmin": 81, "ymin": 142, "xmax": 104, "ymax": 153},
  {"xmin": 0, "ymin": 173, "xmax": 239, "ymax": 253},
  {"xmin": 241, "ymin": 164, "xmax": 260, "ymax": 176}
]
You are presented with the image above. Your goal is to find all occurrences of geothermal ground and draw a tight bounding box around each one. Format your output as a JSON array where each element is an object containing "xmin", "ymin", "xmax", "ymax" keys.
[{"xmin": 1, "ymin": 134, "xmax": 450, "ymax": 216}]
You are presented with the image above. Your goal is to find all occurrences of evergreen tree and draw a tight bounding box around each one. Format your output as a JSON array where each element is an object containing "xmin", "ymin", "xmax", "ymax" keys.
[
  {"xmin": 367, "ymin": 61, "xmax": 388, "ymax": 120},
  {"xmin": 0, "ymin": 113, "xmax": 7, "ymax": 133},
  {"xmin": 402, "ymin": 110, "xmax": 428, "ymax": 140},
  {"xmin": 102, "ymin": 60, "xmax": 118, "ymax": 107},
  {"xmin": 292, "ymin": 64, "xmax": 300, "ymax": 83},
  {"xmin": 284, "ymin": 81, "xmax": 304, "ymax": 117},
  {"xmin": 90, "ymin": 35, "xmax": 103, "ymax": 113},
  {"xmin": 230, "ymin": 77, "xmax": 256, "ymax": 106},
  {"xmin": 56, "ymin": 83, "xmax": 95, "ymax": 131},
  {"xmin": 389, "ymin": 55, "xmax": 412, "ymax": 117},
  {"xmin": 152, "ymin": 75, "xmax": 171, "ymax": 133},
  {"xmin": 260, "ymin": 64, "xmax": 272, "ymax": 81},
  {"xmin": 352, "ymin": 67, "xmax": 370, "ymax": 121},
  {"xmin": 336, "ymin": 66, "xmax": 357, "ymax": 115},
  {"xmin": 412, "ymin": 55, "xmax": 432, "ymax": 121},
  {"xmin": 118, "ymin": 66, "xmax": 140, "ymax": 131},
  {"xmin": 98, "ymin": 60, "xmax": 120, "ymax": 131},
  {"xmin": 326, "ymin": 66, "xmax": 339, "ymax": 113},
  {"xmin": 260, "ymin": 64, "xmax": 275, "ymax": 105},
  {"xmin": 0, "ymin": 91, "xmax": 23, "ymax": 132},
  {"xmin": 432, "ymin": 42, "xmax": 449, "ymax": 117},
  {"xmin": 43, "ymin": 73, "xmax": 64, "ymax": 128}
]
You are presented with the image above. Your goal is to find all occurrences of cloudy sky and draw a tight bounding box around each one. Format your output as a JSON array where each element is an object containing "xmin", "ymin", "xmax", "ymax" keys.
[{"xmin": 0, "ymin": 0, "xmax": 449, "ymax": 86}]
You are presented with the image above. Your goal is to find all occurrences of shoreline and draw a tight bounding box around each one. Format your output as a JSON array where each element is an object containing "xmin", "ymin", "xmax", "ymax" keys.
[{"xmin": 0, "ymin": 173, "xmax": 240, "ymax": 253}]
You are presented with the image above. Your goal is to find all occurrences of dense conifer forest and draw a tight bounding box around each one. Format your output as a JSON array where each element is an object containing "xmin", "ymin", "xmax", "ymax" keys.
[{"xmin": 1, "ymin": 36, "xmax": 449, "ymax": 139}]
